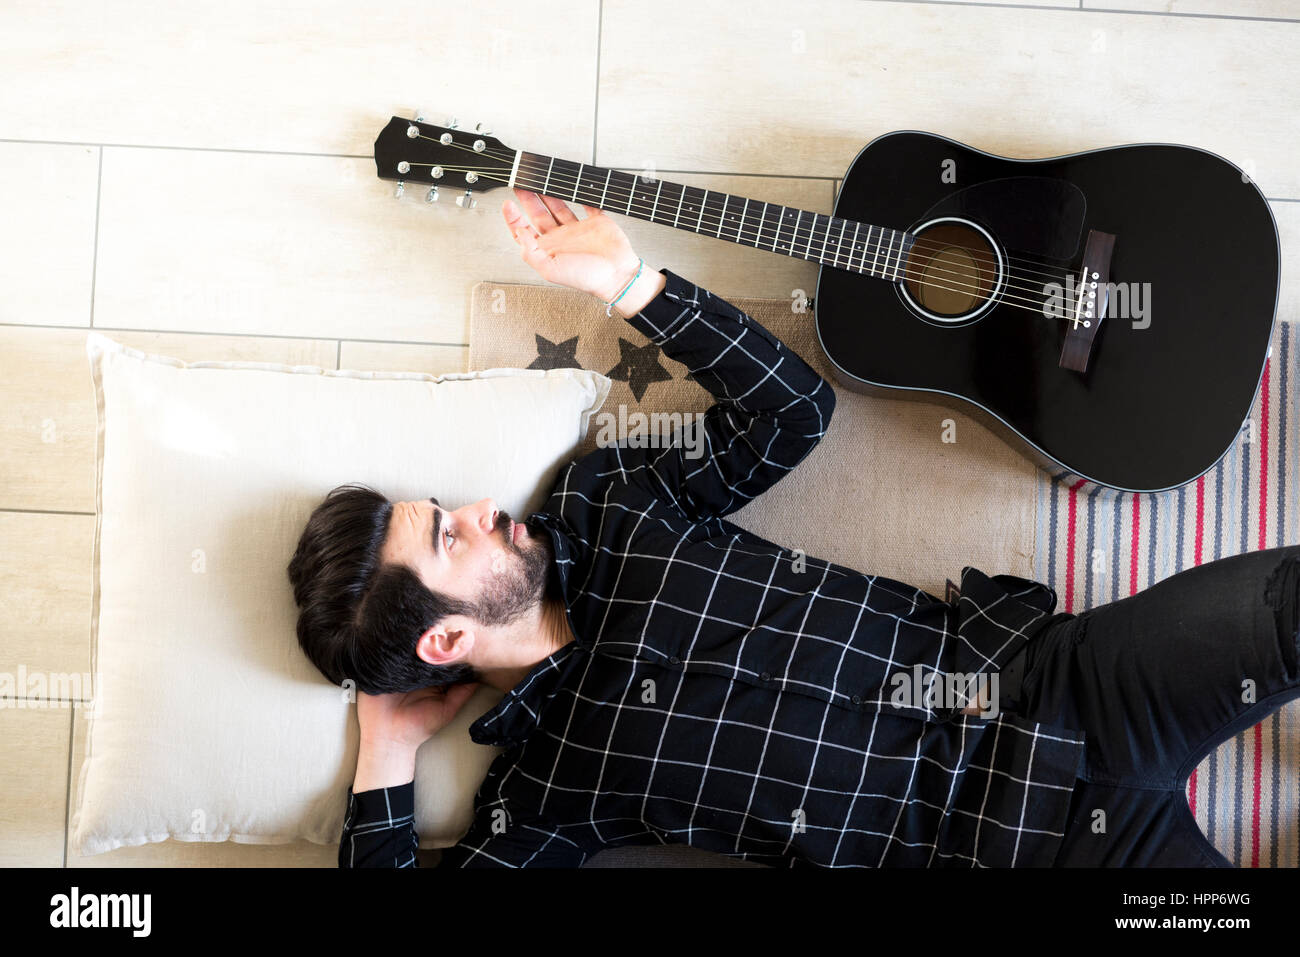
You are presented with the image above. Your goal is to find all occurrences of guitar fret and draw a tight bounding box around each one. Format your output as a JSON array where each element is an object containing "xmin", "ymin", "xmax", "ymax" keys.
[
  {"xmin": 896, "ymin": 233, "xmax": 914, "ymax": 282},
  {"xmin": 514, "ymin": 154, "xmax": 911, "ymax": 285},
  {"xmin": 517, "ymin": 151, "xmax": 915, "ymax": 280},
  {"xmin": 625, "ymin": 173, "xmax": 643, "ymax": 219}
]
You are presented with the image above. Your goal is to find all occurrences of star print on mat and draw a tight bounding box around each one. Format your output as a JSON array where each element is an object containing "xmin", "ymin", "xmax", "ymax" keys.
[
  {"xmin": 605, "ymin": 337, "xmax": 674, "ymax": 401},
  {"xmin": 526, "ymin": 334, "xmax": 581, "ymax": 371}
]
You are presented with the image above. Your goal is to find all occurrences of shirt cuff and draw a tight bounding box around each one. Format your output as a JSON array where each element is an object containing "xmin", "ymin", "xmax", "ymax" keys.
[
  {"xmin": 346, "ymin": 780, "xmax": 415, "ymax": 824},
  {"xmin": 624, "ymin": 268, "xmax": 707, "ymax": 344}
]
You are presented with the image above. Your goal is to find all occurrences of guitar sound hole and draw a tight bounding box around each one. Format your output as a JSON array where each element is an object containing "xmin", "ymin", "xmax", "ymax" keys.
[{"xmin": 901, "ymin": 221, "xmax": 1001, "ymax": 322}]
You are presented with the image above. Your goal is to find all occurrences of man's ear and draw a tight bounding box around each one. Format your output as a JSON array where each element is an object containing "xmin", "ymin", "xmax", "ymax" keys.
[{"xmin": 414, "ymin": 616, "xmax": 476, "ymax": 668}]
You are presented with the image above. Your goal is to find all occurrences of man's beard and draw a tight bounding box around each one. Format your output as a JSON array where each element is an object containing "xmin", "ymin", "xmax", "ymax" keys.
[{"xmin": 466, "ymin": 511, "xmax": 554, "ymax": 627}]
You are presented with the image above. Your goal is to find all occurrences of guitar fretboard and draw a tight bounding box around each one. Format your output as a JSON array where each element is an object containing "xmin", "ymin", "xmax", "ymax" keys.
[{"xmin": 511, "ymin": 151, "xmax": 916, "ymax": 281}]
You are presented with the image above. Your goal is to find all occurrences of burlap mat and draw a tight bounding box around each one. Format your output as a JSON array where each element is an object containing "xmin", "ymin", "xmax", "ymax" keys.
[{"xmin": 469, "ymin": 280, "xmax": 1039, "ymax": 599}]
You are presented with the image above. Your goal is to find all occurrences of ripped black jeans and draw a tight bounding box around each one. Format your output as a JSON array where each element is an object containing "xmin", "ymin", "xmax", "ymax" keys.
[{"xmin": 1000, "ymin": 544, "xmax": 1300, "ymax": 867}]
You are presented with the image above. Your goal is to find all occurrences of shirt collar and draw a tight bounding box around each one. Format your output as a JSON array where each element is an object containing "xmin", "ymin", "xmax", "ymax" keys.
[{"xmin": 469, "ymin": 640, "xmax": 588, "ymax": 747}]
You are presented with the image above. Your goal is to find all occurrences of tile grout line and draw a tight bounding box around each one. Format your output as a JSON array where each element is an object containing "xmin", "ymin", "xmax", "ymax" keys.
[
  {"xmin": 0, "ymin": 137, "xmax": 374, "ymax": 159},
  {"xmin": 0, "ymin": 507, "xmax": 95, "ymax": 516},
  {"xmin": 63, "ymin": 702, "xmax": 75, "ymax": 867},
  {"xmin": 0, "ymin": 136, "xmax": 845, "ymax": 183},
  {"xmin": 1, "ymin": 697, "xmax": 93, "ymax": 705},
  {"xmin": 1079, "ymin": 3, "xmax": 1300, "ymax": 23},
  {"xmin": 5, "ymin": 133, "xmax": 1293, "ymax": 194},
  {"xmin": 335, "ymin": 339, "xmax": 342, "ymax": 370},
  {"xmin": 863, "ymin": 0, "xmax": 1300, "ymax": 23},
  {"xmin": 593, "ymin": 0, "xmax": 603, "ymax": 166},
  {"xmin": 0, "ymin": 320, "xmax": 472, "ymax": 349},
  {"xmin": 89, "ymin": 147, "xmax": 102, "ymax": 329}
]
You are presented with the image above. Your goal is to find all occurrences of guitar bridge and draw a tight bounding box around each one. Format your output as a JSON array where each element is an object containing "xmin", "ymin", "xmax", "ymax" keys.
[{"xmin": 1058, "ymin": 229, "xmax": 1116, "ymax": 373}]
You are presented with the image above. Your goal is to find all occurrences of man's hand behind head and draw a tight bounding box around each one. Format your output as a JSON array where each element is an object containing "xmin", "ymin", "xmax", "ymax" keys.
[{"xmin": 351, "ymin": 683, "xmax": 481, "ymax": 792}]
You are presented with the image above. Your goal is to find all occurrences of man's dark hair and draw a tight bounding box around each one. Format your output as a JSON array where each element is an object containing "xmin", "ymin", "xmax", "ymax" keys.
[{"xmin": 286, "ymin": 483, "xmax": 480, "ymax": 695}]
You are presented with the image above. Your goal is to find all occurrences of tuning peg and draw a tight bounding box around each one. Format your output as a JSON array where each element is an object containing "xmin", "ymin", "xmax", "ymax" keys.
[
  {"xmin": 394, "ymin": 180, "xmax": 405, "ymax": 198},
  {"xmin": 414, "ymin": 109, "xmax": 427, "ymax": 123},
  {"xmin": 446, "ymin": 116, "xmax": 459, "ymax": 129},
  {"xmin": 474, "ymin": 121, "xmax": 492, "ymax": 135},
  {"xmin": 456, "ymin": 189, "xmax": 476, "ymax": 209},
  {"xmin": 426, "ymin": 186, "xmax": 439, "ymax": 203}
]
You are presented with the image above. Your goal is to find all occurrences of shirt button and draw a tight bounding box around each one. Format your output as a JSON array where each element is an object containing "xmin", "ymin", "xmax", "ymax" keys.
[
  {"xmin": 851, "ymin": 695, "xmax": 862, "ymax": 705},
  {"xmin": 669, "ymin": 656, "xmax": 680, "ymax": 665},
  {"xmin": 760, "ymin": 672, "xmax": 771, "ymax": 682}
]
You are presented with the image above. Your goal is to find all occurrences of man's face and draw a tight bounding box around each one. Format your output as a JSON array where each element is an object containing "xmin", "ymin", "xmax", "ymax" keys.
[{"xmin": 380, "ymin": 497, "xmax": 551, "ymax": 626}]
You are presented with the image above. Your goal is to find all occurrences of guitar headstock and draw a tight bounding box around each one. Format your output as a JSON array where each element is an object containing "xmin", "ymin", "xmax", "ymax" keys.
[{"xmin": 373, "ymin": 114, "xmax": 515, "ymax": 207}]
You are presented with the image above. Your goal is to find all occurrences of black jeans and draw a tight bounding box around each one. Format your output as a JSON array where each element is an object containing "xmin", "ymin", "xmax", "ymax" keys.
[{"xmin": 1000, "ymin": 544, "xmax": 1300, "ymax": 867}]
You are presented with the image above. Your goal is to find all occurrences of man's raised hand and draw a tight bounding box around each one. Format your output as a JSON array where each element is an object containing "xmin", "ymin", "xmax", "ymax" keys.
[{"xmin": 502, "ymin": 188, "xmax": 644, "ymax": 303}]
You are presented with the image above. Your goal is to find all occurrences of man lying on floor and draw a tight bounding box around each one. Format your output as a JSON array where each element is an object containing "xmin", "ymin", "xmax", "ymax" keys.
[{"xmin": 287, "ymin": 188, "xmax": 1300, "ymax": 868}]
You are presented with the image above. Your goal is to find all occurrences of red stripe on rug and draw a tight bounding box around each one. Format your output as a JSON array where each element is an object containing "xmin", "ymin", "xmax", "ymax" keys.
[
  {"xmin": 1064, "ymin": 478, "xmax": 1087, "ymax": 613},
  {"xmin": 1259, "ymin": 356, "xmax": 1270, "ymax": 550},
  {"xmin": 1250, "ymin": 358, "xmax": 1271, "ymax": 866},
  {"xmin": 1194, "ymin": 474, "xmax": 1205, "ymax": 568}
]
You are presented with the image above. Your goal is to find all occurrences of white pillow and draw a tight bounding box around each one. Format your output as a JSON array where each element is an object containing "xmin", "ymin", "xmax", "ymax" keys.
[{"xmin": 72, "ymin": 332, "xmax": 610, "ymax": 856}]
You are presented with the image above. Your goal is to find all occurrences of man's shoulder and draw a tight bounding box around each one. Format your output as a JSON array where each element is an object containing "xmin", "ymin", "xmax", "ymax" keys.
[{"xmin": 544, "ymin": 447, "xmax": 667, "ymax": 512}]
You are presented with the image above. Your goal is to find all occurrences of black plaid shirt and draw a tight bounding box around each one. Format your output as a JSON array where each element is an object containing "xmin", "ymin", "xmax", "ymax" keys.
[{"xmin": 338, "ymin": 268, "xmax": 1086, "ymax": 868}]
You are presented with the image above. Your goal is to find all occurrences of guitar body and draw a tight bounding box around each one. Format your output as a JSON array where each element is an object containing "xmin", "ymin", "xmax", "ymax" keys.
[{"xmin": 815, "ymin": 131, "xmax": 1280, "ymax": 492}]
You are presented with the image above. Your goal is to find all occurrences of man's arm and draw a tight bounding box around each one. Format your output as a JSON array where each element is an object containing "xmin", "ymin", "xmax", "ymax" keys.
[
  {"xmin": 339, "ymin": 778, "xmax": 592, "ymax": 868},
  {"xmin": 337, "ymin": 684, "xmax": 477, "ymax": 868},
  {"xmin": 339, "ymin": 781, "xmax": 420, "ymax": 867},
  {"xmin": 588, "ymin": 266, "xmax": 835, "ymax": 522},
  {"xmin": 502, "ymin": 189, "xmax": 834, "ymax": 524}
]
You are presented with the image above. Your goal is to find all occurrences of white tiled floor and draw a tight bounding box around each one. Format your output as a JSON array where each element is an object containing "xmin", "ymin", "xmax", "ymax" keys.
[{"xmin": 1, "ymin": 0, "xmax": 1296, "ymax": 866}]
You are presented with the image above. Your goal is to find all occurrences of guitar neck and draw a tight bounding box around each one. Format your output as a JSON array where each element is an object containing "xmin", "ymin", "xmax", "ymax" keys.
[{"xmin": 510, "ymin": 150, "xmax": 916, "ymax": 281}]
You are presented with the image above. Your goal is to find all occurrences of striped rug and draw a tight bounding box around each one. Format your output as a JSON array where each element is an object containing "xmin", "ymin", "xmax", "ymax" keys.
[{"xmin": 1033, "ymin": 320, "xmax": 1298, "ymax": 868}]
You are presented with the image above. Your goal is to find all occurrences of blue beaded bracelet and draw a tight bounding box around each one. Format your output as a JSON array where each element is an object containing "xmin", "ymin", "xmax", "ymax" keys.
[{"xmin": 605, "ymin": 258, "xmax": 644, "ymax": 316}]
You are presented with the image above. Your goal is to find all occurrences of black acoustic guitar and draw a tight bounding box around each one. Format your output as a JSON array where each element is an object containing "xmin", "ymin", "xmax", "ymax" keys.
[{"xmin": 374, "ymin": 115, "xmax": 1280, "ymax": 492}]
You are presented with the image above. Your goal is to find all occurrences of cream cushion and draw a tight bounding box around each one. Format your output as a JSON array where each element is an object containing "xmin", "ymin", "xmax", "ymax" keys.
[{"xmin": 71, "ymin": 332, "xmax": 610, "ymax": 856}]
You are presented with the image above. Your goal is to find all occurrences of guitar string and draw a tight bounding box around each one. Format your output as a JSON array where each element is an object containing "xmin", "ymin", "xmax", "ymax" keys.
[
  {"xmin": 507, "ymin": 155, "xmax": 1080, "ymax": 284},
  {"xmin": 408, "ymin": 165, "xmax": 1087, "ymax": 320},
  {"xmin": 458, "ymin": 148, "xmax": 1080, "ymax": 285},
  {"xmin": 412, "ymin": 135, "xmax": 1081, "ymax": 283},
  {"xmin": 409, "ymin": 163, "xmax": 1092, "ymax": 320},
  {"xmin": 458, "ymin": 141, "xmax": 1077, "ymax": 280},
  {"xmin": 399, "ymin": 144, "xmax": 1090, "ymax": 317}
]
